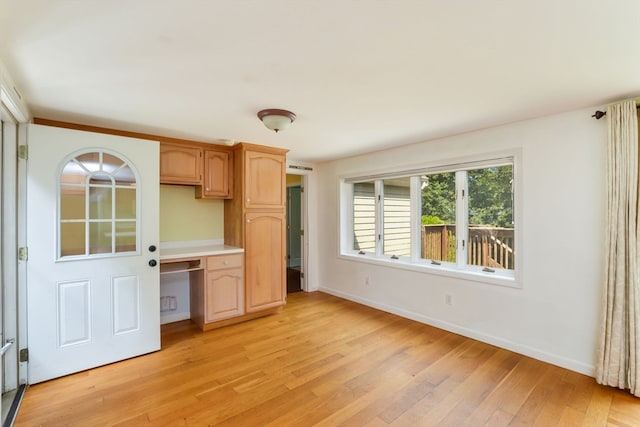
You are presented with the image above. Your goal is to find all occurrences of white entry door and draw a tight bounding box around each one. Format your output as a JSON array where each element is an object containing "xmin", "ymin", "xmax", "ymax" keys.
[{"xmin": 26, "ymin": 124, "xmax": 160, "ymax": 384}]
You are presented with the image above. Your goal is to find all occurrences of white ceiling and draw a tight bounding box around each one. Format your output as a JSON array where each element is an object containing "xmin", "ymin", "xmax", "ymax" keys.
[{"xmin": 1, "ymin": 1, "xmax": 639, "ymax": 162}]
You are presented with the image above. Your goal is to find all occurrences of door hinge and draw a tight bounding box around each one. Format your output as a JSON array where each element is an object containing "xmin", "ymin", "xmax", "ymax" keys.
[
  {"xmin": 301, "ymin": 186, "xmax": 304, "ymax": 193},
  {"xmin": 300, "ymin": 229, "xmax": 304, "ymax": 236},
  {"xmin": 19, "ymin": 348, "xmax": 28, "ymax": 363},
  {"xmin": 18, "ymin": 145, "xmax": 28, "ymax": 160},
  {"xmin": 301, "ymin": 272, "xmax": 305, "ymax": 279},
  {"xmin": 18, "ymin": 247, "xmax": 28, "ymax": 261}
]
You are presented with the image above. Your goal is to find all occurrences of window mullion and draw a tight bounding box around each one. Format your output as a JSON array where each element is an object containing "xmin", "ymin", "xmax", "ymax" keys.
[
  {"xmin": 111, "ymin": 176, "xmax": 116, "ymax": 254},
  {"xmin": 375, "ymin": 180, "xmax": 383, "ymax": 256},
  {"xmin": 456, "ymin": 171, "xmax": 468, "ymax": 268},
  {"xmin": 84, "ymin": 177, "xmax": 90, "ymax": 256},
  {"xmin": 410, "ymin": 176, "xmax": 421, "ymax": 261}
]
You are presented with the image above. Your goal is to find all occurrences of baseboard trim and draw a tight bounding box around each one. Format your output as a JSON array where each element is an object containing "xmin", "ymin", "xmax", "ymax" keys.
[{"xmin": 160, "ymin": 312, "xmax": 191, "ymax": 325}]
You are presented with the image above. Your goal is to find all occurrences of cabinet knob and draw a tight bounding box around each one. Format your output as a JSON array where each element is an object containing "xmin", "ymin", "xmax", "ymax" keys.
[
  {"xmin": 206, "ymin": 187, "xmax": 210, "ymax": 191},
  {"xmin": 246, "ymin": 219, "xmax": 251, "ymax": 223},
  {"xmin": 224, "ymin": 260, "xmax": 229, "ymax": 265},
  {"xmin": 246, "ymin": 197, "xmax": 251, "ymax": 203}
]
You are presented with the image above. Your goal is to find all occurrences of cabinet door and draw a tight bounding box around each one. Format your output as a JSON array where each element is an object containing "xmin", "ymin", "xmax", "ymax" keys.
[
  {"xmin": 244, "ymin": 151, "xmax": 285, "ymax": 209},
  {"xmin": 160, "ymin": 143, "xmax": 202, "ymax": 184},
  {"xmin": 200, "ymin": 149, "xmax": 231, "ymax": 198},
  {"xmin": 245, "ymin": 212, "xmax": 286, "ymax": 312},
  {"xmin": 205, "ymin": 268, "xmax": 244, "ymax": 322}
]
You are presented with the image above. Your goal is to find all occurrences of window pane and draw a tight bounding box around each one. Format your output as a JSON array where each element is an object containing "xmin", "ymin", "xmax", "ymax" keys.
[
  {"xmin": 113, "ymin": 165, "xmax": 136, "ymax": 185},
  {"xmin": 75, "ymin": 152, "xmax": 101, "ymax": 172},
  {"xmin": 89, "ymin": 222, "xmax": 112, "ymax": 254},
  {"xmin": 115, "ymin": 188, "xmax": 136, "ymax": 219},
  {"xmin": 89, "ymin": 186, "xmax": 112, "ymax": 219},
  {"xmin": 353, "ymin": 182, "xmax": 376, "ymax": 253},
  {"xmin": 102, "ymin": 153, "xmax": 124, "ymax": 173},
  {"xmin": 61, "ymin": 160, "xmax": 88, "ymax": 184},
  {"xmin": 383, "ymin": 178, "xmax": 411, "ymax": 257},
  {"xmin": 421, "ymin": 172, "xmax": 456, "ymax": 263},
  {"xmin": 60, "ymin": 185, "xmax": 85, "ymax": 220},
  {"xmin": 467, "ymin": 165, "xmax": 514, "ymax": 270},
  {"xmin": 115, "ymin": 222, "xmax": 137, "ymax": 253},
  {"xmin": 60, "ymin": 222, "xmax": 85, "ymax": 257}
]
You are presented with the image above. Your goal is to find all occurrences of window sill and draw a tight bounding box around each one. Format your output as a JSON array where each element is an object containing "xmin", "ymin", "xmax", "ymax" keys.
[{"xmin": 338, "ymin": 252, "xmax": 521, "ymax": 289}]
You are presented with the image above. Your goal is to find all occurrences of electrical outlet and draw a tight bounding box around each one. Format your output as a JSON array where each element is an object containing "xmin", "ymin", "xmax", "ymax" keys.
[
  {"xmin": 445, "ymin": 294, "xmax": 453, "ymax": 306},
  {"xmin": 160, "ymin": 296, "xmax": 178, "ymax": 311}
]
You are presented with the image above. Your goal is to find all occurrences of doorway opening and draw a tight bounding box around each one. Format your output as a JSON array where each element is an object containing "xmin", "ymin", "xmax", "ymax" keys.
[{"xmin": 286, "ymin": 174, "xmax": 303, "ymax": 293}]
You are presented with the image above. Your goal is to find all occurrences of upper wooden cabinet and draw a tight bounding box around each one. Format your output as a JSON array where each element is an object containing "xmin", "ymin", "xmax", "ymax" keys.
[
  {"xmin": 160, "ymin": 142, "xmax": 233, "ymax": 198},
  {"xmin": 196, "ymin": 149, "xmax": 232, "ymax": 199},
  {"xmin": 244, "ymin": 150, "xmax": 286, "ymax": 209},
  {"xmin": 160, "ymin": 143, "xmax": 202, "ymax": 185}
]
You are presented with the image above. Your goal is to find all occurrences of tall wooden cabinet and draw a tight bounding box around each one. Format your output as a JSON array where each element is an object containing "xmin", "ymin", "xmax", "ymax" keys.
[{"xmin": 225, "ymin": 143, "xmax": 288, "ymax": 314}]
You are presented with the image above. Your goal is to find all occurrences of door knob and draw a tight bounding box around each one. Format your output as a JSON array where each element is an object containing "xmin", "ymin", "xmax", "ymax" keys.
[
  {"xmin": 148, "ymin": 259, "xmax": 157, "ymax": 267},
  {"xmin": 148, "ymin": 245, "xmax": 157, "ymax": 252}
]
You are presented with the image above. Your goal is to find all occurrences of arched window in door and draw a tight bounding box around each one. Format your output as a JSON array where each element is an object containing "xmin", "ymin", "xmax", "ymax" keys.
[{"xmin": 58, "ymin": 150, "xmax": 139, "ymax": 259}]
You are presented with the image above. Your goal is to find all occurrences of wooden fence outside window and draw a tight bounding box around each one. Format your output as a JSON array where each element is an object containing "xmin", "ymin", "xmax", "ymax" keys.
[{"xmin": 422, "ymin": 225, "xmax": 515, "ymax": 270}]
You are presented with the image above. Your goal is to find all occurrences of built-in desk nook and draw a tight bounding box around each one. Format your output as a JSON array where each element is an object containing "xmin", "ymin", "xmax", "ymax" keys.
[{"xmin": 160, "ymin": 241, "xmax": 244, "ymax": 330}]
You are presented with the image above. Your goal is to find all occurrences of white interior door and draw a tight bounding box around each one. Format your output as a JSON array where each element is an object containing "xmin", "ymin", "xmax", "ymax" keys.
[{"xmin": 26, "ymin": 124, "xmax": 160, "ymax": 384}]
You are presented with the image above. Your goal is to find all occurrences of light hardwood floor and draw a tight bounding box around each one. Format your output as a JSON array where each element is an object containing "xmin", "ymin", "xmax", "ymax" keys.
[{"xmin": 14, "ymin": 291, "xmax": 640, "ymax": 426}]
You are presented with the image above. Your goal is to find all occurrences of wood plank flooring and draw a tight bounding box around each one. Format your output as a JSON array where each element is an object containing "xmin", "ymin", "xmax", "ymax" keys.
[{"xmin": 14, "ymin": 291, "xmax": 640, "ymax": 426}]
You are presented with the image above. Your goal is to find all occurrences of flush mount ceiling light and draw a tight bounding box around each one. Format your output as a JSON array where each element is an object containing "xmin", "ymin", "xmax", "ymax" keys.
[{"xmin": 257, "ymin": 109, "xmax": 296, "ymax": 133}]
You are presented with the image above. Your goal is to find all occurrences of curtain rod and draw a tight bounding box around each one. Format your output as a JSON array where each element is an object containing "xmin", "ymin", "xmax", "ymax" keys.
[{"xmin": 592, "ymin": 105, "xmax": 640, "ymax": 119}]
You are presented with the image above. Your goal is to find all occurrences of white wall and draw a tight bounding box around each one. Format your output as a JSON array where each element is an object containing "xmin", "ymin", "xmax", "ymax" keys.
[{"xmin": 315, "ymin": 106, "xmax": 606, "ymax": 376}]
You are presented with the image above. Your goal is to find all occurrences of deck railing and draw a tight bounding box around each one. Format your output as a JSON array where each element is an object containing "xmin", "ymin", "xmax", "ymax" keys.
[{"xmin": 422, "ymin": 225, "xmax": 515, "ymax": 270}]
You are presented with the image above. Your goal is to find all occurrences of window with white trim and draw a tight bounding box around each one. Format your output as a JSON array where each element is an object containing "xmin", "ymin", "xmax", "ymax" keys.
[
  {"xmin": 344, "ymin": 156, "xmax": 516, "ymax": 282},
  {"xmin": 58, "ymin": 150, "xmax": 139, "ymax": 259}
]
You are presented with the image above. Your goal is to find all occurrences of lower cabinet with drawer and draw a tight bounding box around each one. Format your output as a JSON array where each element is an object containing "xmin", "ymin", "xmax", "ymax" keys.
[
  {"xmin": 205, "ymin": 253, "xmax": 244, "ymax": 323},
  {"xmin": 190, "ymin": 253, "xmax": 244, "ymax": 330}
]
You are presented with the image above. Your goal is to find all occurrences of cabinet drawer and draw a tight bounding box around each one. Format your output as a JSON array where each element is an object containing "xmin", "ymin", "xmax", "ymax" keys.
[{"xmin": 207, "ymin": 253, "xmax": 243, "ymax": 270}]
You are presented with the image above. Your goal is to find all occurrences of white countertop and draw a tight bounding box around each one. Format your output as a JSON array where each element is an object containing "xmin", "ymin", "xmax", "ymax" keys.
[{"xmin": 160, "ymin": 240, "xmax": 243, "ymax": 261}]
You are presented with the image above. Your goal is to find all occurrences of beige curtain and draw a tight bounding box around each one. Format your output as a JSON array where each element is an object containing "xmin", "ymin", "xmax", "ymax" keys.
[{"xmin": 596, "ymin": 99, "xmax": 640, "ymax": 397}]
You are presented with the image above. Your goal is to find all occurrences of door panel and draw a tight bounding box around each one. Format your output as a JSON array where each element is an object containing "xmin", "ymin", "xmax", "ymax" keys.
[
  {"xmin": 113, "ymin": 275, "xmax": 140, "ymax": 334},
  {"xmin": 26, "ymin": 124, "xmax": 160, "ymax": 384},
  {"xmin": 57, "ymin": 280, "xmax": 91, "ymax": 346},
  {"xmin": 244, "ymin": 151, "xmax": 285, "ymax": 209},
  {"xmin": 205, "ymin": 270, "xmax": 243, "ymax": 322},
  {"xmin": 245, "ymin": 212, "xmax": 285, "ymax": 312}
]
